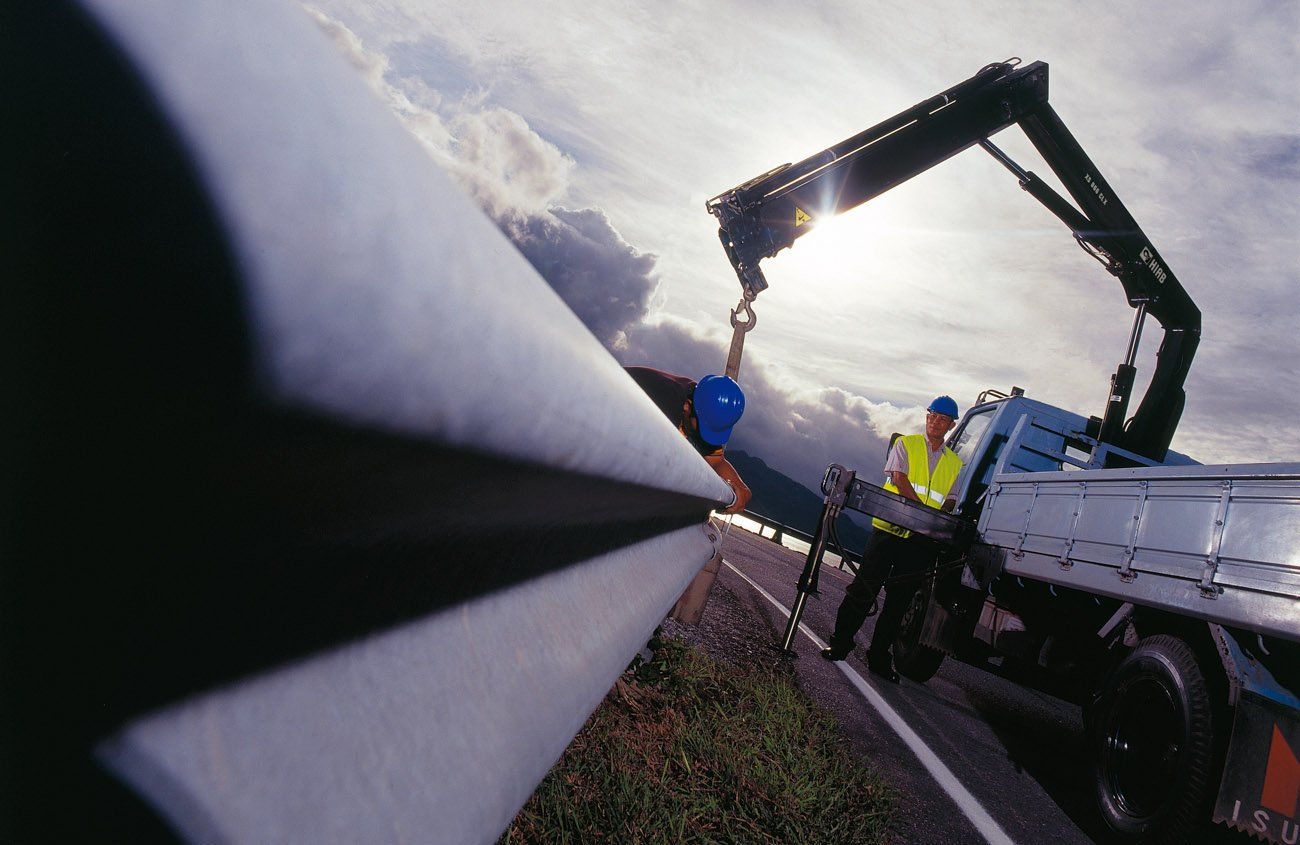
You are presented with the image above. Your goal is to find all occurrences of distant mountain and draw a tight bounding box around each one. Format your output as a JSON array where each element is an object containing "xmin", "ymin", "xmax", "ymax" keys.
[{"xmin": 726, "ymin": 449, "xmax": 871, "ymax": 552}]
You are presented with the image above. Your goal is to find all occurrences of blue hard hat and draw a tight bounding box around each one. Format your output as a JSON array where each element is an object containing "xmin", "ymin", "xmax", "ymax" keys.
[
  {"xmin": 928, "ymin": 395, "xmax": 959, "ymax": 419},
  {"xmin": 693, "ymin": 375, "xmax": 745, "ymax": 446}
]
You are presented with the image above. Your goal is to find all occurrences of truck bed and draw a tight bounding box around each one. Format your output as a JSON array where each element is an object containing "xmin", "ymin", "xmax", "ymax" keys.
[{"xmin": 978, "ymin": 462, "xmax": 1300, "ymax": 642}]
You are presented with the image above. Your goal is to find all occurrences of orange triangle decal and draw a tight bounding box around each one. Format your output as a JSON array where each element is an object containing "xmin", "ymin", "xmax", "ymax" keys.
[{"xmin": 1262, "ymin": 724, "xmax": 1300, "ymax": 818}]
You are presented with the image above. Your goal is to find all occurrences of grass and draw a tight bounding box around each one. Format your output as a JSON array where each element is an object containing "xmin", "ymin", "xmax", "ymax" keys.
[{"xmin": 499, "ymin": 636, "xmax": 893, "ymax": 844}]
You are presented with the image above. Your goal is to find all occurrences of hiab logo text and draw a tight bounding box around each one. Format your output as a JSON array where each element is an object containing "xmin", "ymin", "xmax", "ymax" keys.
[{"xmin": 1139, "ymin": 246, "xmax": 1168, "ymax": 285}]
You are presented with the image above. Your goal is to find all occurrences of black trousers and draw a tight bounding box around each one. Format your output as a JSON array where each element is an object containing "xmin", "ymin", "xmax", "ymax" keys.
[{"xmin": 829, "ymin": 528, "xmax": 936, "ymax": 660}]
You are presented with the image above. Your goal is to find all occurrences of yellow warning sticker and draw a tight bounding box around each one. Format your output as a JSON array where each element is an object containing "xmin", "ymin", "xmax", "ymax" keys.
[{"xmin": 794, "ymin": 207, "xmax": 812, "ymax": 227}]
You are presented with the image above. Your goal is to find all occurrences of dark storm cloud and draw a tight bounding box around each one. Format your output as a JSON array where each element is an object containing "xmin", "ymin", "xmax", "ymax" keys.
[
  {"xmin": 1243, "ymin": 133, "xmax": 1300, "ymax": 181},
  {"xmin": 620, "ymin": 318, "xmax": 897, "ymax": 489},
  {"xmin": 307, "ymin": 8, "xmax": 658, "ymax": 356},
  {"xmin": 304, "ymin": 5, "xmax": 908, "ymax": 486},
  {"xmin": 497, "ymin": 207, "xmax": 658, "ymax": 349},
  {"xmin": 492, "ymin": 194, "xmax": 899, "ymax": 487}
]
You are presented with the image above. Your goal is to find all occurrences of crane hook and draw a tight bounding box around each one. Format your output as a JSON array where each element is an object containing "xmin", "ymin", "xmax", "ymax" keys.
[
  {"xmin": 724, "ymin": 296, "xmax": 757, "ymax": 381},
  {"xmin": 729, "ymin": 297, "xmax": 757, "ymax": 333}
]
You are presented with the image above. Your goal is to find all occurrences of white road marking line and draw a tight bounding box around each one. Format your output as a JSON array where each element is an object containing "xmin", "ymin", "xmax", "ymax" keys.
[{"xmin": 723, "ymin": 559, "xmax": 1018, "ymax": 845}]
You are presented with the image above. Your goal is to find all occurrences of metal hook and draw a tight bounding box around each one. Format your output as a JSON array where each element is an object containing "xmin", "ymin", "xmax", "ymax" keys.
[{"xmin": 729, "ymin": 297, "xmax": 757, "ymax": 333}]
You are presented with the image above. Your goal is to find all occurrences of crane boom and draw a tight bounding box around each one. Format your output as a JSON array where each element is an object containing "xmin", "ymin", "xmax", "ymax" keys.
[{"xmin": 706, "ymin": 60, "xmax": 1200, "ymax": 464}]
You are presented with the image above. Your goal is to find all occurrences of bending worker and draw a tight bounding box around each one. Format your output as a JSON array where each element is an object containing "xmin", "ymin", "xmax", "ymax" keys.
[
  {"xmin": 821, "ymin": 395, "xmax": 963, "ymax": 682},
  {"xmin": 625, "ymin": 366, "xmax": 751, "ymax": 514}
]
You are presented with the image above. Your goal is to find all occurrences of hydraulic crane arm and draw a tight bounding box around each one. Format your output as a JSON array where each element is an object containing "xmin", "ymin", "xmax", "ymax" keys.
[{"xmin": 706, "ymin": 60, "xmax": 1200, "ymax": 463}]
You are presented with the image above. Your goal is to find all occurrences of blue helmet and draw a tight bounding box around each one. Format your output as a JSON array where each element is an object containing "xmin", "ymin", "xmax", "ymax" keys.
[
  {"xmin": 928, "ymin": 395, "xmax": 959, "ymax": 419},
  {"xmin": 693, "ymin": 375, "xmax": 745, "ymax": 446}
]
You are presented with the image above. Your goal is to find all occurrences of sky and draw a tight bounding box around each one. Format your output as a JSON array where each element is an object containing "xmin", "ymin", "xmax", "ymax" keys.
[{"xmin": 301, "ymin": 0, "xmax": 1298, "ymax": 490}]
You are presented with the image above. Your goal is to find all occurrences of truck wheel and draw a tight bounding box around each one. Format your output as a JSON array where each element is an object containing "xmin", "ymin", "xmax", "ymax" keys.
[
  {"xmin": 892, "ymin": 588, "xmax": 944, "ymax": 682},
  {"xmin": 1090, "ymin": 634, "xmax": 1216, "ymax": 843}
]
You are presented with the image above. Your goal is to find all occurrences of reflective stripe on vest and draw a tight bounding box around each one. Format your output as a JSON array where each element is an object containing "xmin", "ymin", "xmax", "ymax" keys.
[{"xmin": 872, "ymin": 433, "xmax": 963, "ymax": 538}]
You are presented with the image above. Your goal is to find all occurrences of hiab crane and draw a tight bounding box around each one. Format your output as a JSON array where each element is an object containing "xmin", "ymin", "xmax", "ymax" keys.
[
  {"xmin": 707, "ymin": 60, "xmax": 1300, "ymax": 844},
  {"xmin": 708, "ymin": 59, "xmax": 1198, "ymax": 466}
]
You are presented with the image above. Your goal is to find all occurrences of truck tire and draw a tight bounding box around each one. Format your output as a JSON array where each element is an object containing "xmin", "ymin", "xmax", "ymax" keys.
[
  {"xmin": 892, "ymin": 588, "xmax": 944, "ymax": 682},
  {"xmin": 1089, "ymin": 634, "xmax": 1216, "ymax": 844}
]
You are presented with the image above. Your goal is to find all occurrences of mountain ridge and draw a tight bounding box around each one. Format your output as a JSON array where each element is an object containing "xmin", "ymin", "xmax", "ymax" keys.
[{"xmin": 726, "ymin": 449, "xmax": 871, "ymax": 552}]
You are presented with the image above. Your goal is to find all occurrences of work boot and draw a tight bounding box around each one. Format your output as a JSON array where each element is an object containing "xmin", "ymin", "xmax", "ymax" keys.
[
  {"xmin": 866, "ymin": 652, "xmax": 900, "ymax": 683},
  {"xmin": 820, "ymin": 645, "xmax": 851, "ymax": 661}
]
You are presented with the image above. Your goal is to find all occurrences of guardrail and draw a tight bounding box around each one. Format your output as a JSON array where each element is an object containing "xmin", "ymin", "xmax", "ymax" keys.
[
  {"xmin": 6, "ymin": 3, "xmax": 731, "ymax": 842},
  {"xmin": 726, "ymin": 509, "xmax": 862, "ymax": 572},
  {"xmin": 735, "ymin": 510, "xmax": 815, "ymax": 545}
]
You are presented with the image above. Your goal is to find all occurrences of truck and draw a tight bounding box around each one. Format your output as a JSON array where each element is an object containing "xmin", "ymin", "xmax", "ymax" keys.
[{"xmin": 706, "ymin": 59, "xmax": 1300, "ymax": 844}]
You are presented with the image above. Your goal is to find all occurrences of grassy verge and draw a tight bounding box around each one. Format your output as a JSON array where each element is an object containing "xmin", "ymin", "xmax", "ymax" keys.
[{"xmin": 500, "ymin": 636, "xmax": 893, "ymax": 844}]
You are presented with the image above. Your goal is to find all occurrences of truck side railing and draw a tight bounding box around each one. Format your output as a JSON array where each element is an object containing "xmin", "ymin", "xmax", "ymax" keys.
[
  {"xmin": 979, "ymin": 463, "xmax": 1300, "ymax": 643},
  {"xmin": 995, "ymin": 409, "xmax": 1168, "ymax": 478}
]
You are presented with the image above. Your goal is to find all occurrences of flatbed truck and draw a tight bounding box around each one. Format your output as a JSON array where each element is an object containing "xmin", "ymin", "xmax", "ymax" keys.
[{"xmin": 708, "ymin": 60, "xmax": 1300, "ymax": 843}]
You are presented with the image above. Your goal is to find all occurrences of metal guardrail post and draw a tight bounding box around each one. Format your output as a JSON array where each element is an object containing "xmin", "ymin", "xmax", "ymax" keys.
[{"xmin": 737, "ymin": 509, "xmax": 821, "ymax": 548}]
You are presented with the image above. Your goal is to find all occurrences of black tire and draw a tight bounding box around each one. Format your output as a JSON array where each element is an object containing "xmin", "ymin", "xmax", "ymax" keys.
[
  {"xmin": 893, "ymin": 586, "xmax": 944, "ymax": 682},
  {"xmin": 1090, "ymin": 634, "xmax": 1217, "ymax": 844}
]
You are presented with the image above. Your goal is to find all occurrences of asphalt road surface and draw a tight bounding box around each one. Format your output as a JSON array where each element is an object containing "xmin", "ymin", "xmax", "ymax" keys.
[{"xmin": 713, "ymin": 522, "xmax": 1250, "ymax": 845}]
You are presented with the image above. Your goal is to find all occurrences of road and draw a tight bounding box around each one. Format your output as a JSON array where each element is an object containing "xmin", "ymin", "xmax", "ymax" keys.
[{"xmin": 713, "ymin": 522, "xmax": 1248, "ymax": 845}]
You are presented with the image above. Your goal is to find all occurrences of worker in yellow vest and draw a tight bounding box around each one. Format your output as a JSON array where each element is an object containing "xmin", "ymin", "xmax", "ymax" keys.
[{"xmin": 822, "ymin": 396, "xmax": 963, "ymax": 682}]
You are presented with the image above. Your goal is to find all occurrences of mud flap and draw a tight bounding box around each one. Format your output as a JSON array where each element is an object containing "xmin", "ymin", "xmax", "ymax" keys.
[
  {"xmin": 919, "ymin": 575, "xmax": 983, "ymax": 656},
  {"xmin": 1214, "ymin": 692, "xmax": 1300, "ymax": 843}
]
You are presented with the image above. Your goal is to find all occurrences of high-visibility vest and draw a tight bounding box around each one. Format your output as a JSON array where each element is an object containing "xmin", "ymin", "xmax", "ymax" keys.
[{"xmin": 873, "ymin": 433, "xmax": 963, "ymax": 538}]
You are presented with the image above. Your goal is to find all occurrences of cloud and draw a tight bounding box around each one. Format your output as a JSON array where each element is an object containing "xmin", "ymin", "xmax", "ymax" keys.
[
  {"xmin": 302, "ymin": 6, "xmax": 654, "ymax": 348},
  {"xmin": 438, "ymin": 109, "xmax": 659, "ymax": 346},
  {"xmin": 303, "ymin": 4, "xmax": 454, "ymax": 161},
  {"xmin": 500, "ymin": 207, "xmax": 657, "ymax": 349},
  {"xmin": 446, "ymin": 108, "xmax": 574, "ymax": 217},
  {"xmin": 619, "ymin": 317, "xmax": 904, "ymax": 488},
  {"xmin": 302, "ymin": 4, "xmax": 388, "ymax": 89},
  {"xmin": 302, "ymin": 3, "xmax": 938, "ymax": 489},
  {"xmin": 302, "ymin": 1, "xmax": 1300, "ymax": 484},
  {"xmin": 1243, "ymin": 132, "xmax": 1300, "ymax": 181}
]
